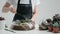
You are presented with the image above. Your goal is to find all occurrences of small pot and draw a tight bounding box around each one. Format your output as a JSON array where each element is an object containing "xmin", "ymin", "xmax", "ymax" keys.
[
  {"xmin": 59, "ymin": 27, "xmax": 60, "ymax": 30},
  {"xmin": 48, "ymin": 25, "xmax": 53, "ymax": 32},
  {"xmin": 53, "ymin": 27, "xmax": 59, "ymax": 33}
]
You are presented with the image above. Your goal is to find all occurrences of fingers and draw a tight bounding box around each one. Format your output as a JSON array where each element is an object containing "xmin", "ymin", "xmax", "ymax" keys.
[
  {"xmin": 30, "ymin": 20, "xmax": 35, "ymax": 26},
  {"xmin": 30, "ymin": 20, "xmax": 35, "ymax": 23},
  {"xmin": 2, "ymin": 7, "xmax": 9, "ymax": 13},
  {"xmin": 10, "ymin": 7, "xmax": 16, "ymax": 13}
]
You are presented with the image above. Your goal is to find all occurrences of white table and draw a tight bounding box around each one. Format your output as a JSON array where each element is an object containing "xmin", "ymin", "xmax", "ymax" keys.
[{"xmin": 1, "ymin": 24, "xmax": 60, "ymax": 34}]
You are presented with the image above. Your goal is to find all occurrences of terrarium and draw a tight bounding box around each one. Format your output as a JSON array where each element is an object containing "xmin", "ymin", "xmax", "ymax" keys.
[{"xmin": 11, "ymin": 18, "xmax": 34, "ymax": 30}]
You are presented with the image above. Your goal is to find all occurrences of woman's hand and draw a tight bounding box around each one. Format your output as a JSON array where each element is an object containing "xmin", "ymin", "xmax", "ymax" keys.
[
  {"xmin": 30, "ymin": 19, "xmax": 35, "ymax": 26},
  {"xmin": 2, "ymin": 2, "xmax": 10, "ymax": 13},
  {"xmin": 10, "ymin": 7, "xmax": 16, "ymax": 13},
  {"xmin": 2, "ymin": 7, "xmax": 10, "ymax": 13}
]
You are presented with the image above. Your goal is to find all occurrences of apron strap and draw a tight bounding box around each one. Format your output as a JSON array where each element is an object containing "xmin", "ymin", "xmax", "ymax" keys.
[
  {"xmin": 29, "ymin": 0, "xmax": 31, "ymax": 4},
  {"xmin": 17, "ymin": 0, "xmax": 20, "ymax": 5},
  {"xmin": 18, "ymin": 0, "xmax": 31, "ymax": 4}
]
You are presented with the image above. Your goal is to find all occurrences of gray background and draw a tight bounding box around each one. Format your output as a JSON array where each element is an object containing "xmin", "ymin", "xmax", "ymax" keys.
[
  {"xmin": 0, "ymin": 0, "xmax": 60, "ymax": 24},
  {"xmin": 0, "ymin": 0, "xmax": 60, "ymax": 34}
]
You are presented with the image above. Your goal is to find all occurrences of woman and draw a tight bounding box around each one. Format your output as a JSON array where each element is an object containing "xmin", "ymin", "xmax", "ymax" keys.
[{"xmin": 2, "ymin": 0, "xmax": 40, "ymax": 25}]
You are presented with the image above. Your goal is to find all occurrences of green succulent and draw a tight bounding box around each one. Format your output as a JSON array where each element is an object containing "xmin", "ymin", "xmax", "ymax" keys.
[
  {"xmin": 53, "ymin": 22, "xmax": 59, "ymax": 27},
  {"xmin": 25, "ymin": 18, "xmax": 30, "ymax": 23},
  {"xmin": 15, "ymin": 20, "xmax": 21, "ymax": 24}
]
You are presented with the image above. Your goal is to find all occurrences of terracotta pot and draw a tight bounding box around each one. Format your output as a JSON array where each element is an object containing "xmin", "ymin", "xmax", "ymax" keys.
[
  {"xmin": 53, "ymin": 27, "xmax": 59, "ymax": 33},
  {"xmin": 59, "ymin": 27, "xmax": 60, "ymax": 30},
  {"xmin": 48, "ymin": 26, "xmax": 52, "ymax": 32}
]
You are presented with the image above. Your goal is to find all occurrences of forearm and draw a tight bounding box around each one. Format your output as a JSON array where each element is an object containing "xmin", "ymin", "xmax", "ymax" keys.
[
  {"xmin": 2, "ymin": 2, "xmax": 10, "ymax": 13},
  {"xmin": 31, "ymin": 13, "xmax": 37, "ymax": 21},
  {"xmin": 31, "ymin": 6, "xmax": 38, "ymax": 21}
]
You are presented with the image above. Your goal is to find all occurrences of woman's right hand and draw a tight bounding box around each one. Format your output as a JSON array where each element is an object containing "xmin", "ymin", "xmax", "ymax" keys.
[
  {"xmin": 2, "ymin": 2, "xmax": 10, "ymax": 13},
  {"xmin": 2, "ymin": 7, "xmax": 10, "ymax": 13},
  {"xmin": 10, "ymin": 7, "xmax": 16, "ymax": 13}
]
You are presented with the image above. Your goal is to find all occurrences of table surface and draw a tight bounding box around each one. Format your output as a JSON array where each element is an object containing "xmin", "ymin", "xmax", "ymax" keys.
[{"xmin": 0, "ymin": 24, "xmax": 60, "ymax": 34}]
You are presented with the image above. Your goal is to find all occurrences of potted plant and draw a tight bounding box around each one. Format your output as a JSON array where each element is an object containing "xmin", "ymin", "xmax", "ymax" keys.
[
  {"xmin": 53, "ymin": 22, "xmax": 59, "ymax": 33},
  {"xmin": 46, "ymin": 19, "xmax": 53, "ymax": 31},
  {"xmin": 47, "ymin": 23, "xmax": 53, "ymax": 32},
  {"xmin": 58, "ymin": 21, "xmax": 60, "ymax": 31}
]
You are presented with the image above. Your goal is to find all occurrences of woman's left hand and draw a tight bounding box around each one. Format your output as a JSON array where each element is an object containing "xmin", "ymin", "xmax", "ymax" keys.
[{"xmin": 30, "ymin": 20, "xmax": 35, "ymax": 26}]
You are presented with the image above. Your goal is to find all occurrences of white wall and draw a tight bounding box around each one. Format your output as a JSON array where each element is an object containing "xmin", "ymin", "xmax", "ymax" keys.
[
  {"xmin": 0, "ymin": 0, "xmax": 15, "ymax": 26},
  {"xmin": 0, "ymin": 0, "xmax": 60, "ymax": 24},
  {"xmin": 36, "ymin": 0, "xmax": 60, "ymax": 24}
]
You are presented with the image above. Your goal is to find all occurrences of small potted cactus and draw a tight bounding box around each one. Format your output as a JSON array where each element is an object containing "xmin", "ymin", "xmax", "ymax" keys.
[
  {"xmin": 58, "ymin": 21, "xmax": 60, "ymax": 31},
  {"xmin": 47, "ymin": 23, "xmax": 53, "ymax": 32},
  {"xmin": 46, "ymin": 19, "xmax": 53, "ymax": 31},
  {"xmin": 53, "ymin": 22, "xmax": 59, "ymax": 33}
]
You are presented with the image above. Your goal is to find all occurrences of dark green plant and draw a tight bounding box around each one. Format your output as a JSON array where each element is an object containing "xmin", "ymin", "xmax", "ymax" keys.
[
  {"xmin": 53, "ymin": 22, "xmax": 59, "ymax": 27},
  {"xmin": 25, "ymin": 18, "xmax": 30, "ymax": 23}
]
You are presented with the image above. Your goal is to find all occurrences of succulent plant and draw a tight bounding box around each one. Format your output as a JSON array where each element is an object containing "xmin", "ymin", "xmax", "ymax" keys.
[
  {"xmin": 53, "ymin": 14, "xmax": 60, "ymax": 22},
  {"xmin": 25, "ymin": 18, "xmax": 30, "ymax": 23},
  {"xmin": 15, "ymin": 20, "xmax": 21, "ymax": 25},
  {"xmin": 53, "ymin": 22, "xmax": 59, "ymax": 27}
]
